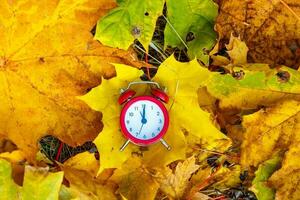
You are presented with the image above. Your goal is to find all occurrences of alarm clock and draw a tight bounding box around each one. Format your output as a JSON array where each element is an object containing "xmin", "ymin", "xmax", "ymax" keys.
[{"xmin": 118, "ymin": 81, "xmax": 171, "ymax": 151}]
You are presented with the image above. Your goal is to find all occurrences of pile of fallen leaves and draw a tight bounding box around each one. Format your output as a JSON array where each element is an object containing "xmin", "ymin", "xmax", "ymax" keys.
[{"xmin": 1, "ymin": 0, "xmax": 300, "ymax": 199}]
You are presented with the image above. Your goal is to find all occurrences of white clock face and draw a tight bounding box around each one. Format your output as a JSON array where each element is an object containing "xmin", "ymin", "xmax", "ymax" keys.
[{"xmin": 124, "ymin": 99, "xmax": 165, "ymax": 140}]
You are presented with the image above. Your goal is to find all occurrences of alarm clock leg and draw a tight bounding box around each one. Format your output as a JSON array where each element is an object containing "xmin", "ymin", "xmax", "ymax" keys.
[
  {"xmin": 120, "ymin": 139, "xmax": 130, "ymax": 151},
  {"xmin": 160, "ymin": 139, "xmax": 171, "ymax": 151}
]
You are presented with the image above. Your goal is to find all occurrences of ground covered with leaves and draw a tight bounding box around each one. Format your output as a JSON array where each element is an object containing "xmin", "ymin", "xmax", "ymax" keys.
[{"xmin": 1, "ymin": 0, "xmax": 300, "ymax": 200}]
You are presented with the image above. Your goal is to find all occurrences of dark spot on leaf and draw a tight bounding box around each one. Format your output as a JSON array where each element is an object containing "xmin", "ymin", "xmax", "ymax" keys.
[
  {"xmin": 144, "ymin": 12, "xmax": 149, "ymax": 16},
  {"xmin": 202, "ymin": 48, "xmax": 210, "ymax": 55},
  {"xmin": 39, "ymin": 57, "xmax": 45, "ymax": 63},
  {"xmin": 232, "ymin": 70, "xmax": 245, "ymax": 80},
  {"xmin": 186, "ymin": 32, "xmax": 195, "ymax": 42},
  {"xmin": 276, "ymin": 71, "xmax": 290, "ymax": 83},
  {"xmin": 131, "ymin": 26, "xmax": 141, "ymax": 38}
]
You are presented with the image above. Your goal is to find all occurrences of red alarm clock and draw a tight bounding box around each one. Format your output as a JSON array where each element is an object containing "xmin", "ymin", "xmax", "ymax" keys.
[{"xmin": 119, "ymin": 81, "xmax": 171, "ymax": 151}]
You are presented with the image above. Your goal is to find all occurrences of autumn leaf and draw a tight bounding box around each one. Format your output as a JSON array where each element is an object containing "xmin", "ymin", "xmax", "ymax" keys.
[
  {"xmin": 118, "ymin": 168, "xmax": 159, "ymax": 200},
  {"xmin": 269, "ymin": 145, "xmax": 300, "ymax": 200},
  {"xmin": 0, "ymin": 0, "xmax": 143, "ymax": 161},
  {"xmin": 225, "ymin": 34, "xmax": 249, "ymax": 65},
  {"xmin": 79, "ymin": 64, "xmax": 143, "ymax": 171},
  {"xmin": 240, "ymin": 100, "xmax": 300, "ymax": 167},
  {"xmin": 95, "ymin": 0, "xmax": 164, "ymax": 51},
  {"xmin": 203, "ymin": 65, "xmax": 300, "ymax": 110},
  {"xmin": 0, "ymin": 150, "xmax": 25, "ymax": 164},
  {"xmin": 210, "ymin": 34, "xmax": 248, "ymax": 66},
  {"xmin": 153, "ymin": 56, "xmax": 230, "ymax": 151},
  {"xmin": 251, "ymin": 155, "xmax": 281, "ymax": 200},
  {"xmin": 154, "ymin": 156, "xmax": 200, "ymax": 199},
  {"xmin": 164, "ymin": 0, "xmax": 218, "ymax": 64},
  {"xmin": 188, "ymin": 164, "xmax": 241, "ymax": 199},
  {"xmin": 0, "ymin": 159, "xmax": 19, "ymax": 199},
  {"xmin": 80, "ymin": 56, "xmax": 230, "ymax": 173},
  {"xmin": 216, "ymin": 0, "xmax": 300, "ymax": 68},
  {"xmin": 0, "ymin": 158, "xmax": 63, "ymax": 200},
  {"xmin": 61, "ymin": 152, "xmax": 117, "ymax": 200}
]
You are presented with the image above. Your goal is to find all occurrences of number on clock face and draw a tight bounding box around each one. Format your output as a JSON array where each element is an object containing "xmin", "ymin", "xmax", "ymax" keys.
[{"xmin": 124, "ymin": 100, "xmax": 165, "ymax": 140}]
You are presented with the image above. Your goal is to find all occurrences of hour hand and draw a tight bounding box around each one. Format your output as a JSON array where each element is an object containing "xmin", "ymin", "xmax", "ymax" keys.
[{"xmin": 140, "ymin": 104, "xmax": 147, "ymax": 124}]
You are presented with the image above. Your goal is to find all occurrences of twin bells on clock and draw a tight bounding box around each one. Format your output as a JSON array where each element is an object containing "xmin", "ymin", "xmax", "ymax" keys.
[{"xmin": 118, "ymin": 81, "xmax": 171, "ymax": 151}]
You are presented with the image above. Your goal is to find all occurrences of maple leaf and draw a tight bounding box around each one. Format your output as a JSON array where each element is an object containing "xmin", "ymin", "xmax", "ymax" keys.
[
  {"xmin": 240, "ymin": 100, "xmax": 300, "ymax": 167},
  {"xmin": 164, "ymin": 0, "xmax": 218, "ymax": 64},
  {"xmin": 95, "ymin": 0, "xmax": 164, "ymax": 51},
  {"xmin": 225, "ymin": 34, "xmax": 249, "ymax": 65},
  {"xmin": 153, "ymin": 56, "xmax": 230, "ymax": 151},
  {"xmin": 269, "ymin": 145, "xmax": 300, "ymax": 200},
  {"xmin": 0, "ymin": 0, "xmax": 143, "ymax": 161},
  {"xmin": 80, "ymin": 56, "xmax": 230, "ymax": 173},
  {"xmin": 118, "ymin": 168, "xmax": 159, "ymax": 200},
  {"xmin": 154, "ymin": 156, "xmax": 200, "ymax": 199},
  {"xmin": 203, "ymin": 65, "xmax": 300, "ymax": 110},
  {"xmin": 210, "ymin": 34, "xmax": 248, "ymax": 66},
  {"xmin": 0, "ymin": 158, "xmax": 63, "ymax": 199},
  {"xmin": 61, "ymin": 152, "xmax": 117, "ymax": 200},
  {"xmin": 216, "ymin": 0, "xmax": 300, "ymax": 68}
]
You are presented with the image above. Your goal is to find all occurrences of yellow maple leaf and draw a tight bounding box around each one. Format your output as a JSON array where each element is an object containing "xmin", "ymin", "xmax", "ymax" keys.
[
  {"xmin": 80, "ymin": 56, "xmax": 230, "ymax": 173},
  {"xmin": 241, "ymin": 100, "xmax": 300, "ymax": 167},
  {"xmin": 269, "ymin": 145, "xmax": 300, "ymax": 200},
  {"xmin": 0, "ymin": 0, "xmax": 143, "ymax": 161},
  {"xmin": 153, "ymin": 56, "xmax": 230, "ymax": 151},
  {"xmin": 118, "ymin": 168, "xmax": 159, "ymax": 200},
  {"xmin": 226, "ymin": 34, "xmax": 249, "ymax": 65},
  {"xmin": 216, "ymin": 0, "xmax": 300, "ymax": 68},
  {"xmin": 61, "ymin": 152, "xmax": 117, "ymax": 200},
  {"xmin": 211, "ymin": 34, "xmax": 248, "ymax": 66}
]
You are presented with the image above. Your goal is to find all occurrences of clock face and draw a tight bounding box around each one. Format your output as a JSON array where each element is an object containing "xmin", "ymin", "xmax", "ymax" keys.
[{"xmin": 120, "ymin": 96, "xmax": 169, "ymax": 145}]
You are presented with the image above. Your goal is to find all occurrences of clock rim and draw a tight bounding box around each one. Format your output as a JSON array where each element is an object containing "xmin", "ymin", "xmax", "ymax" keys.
[{"xmin": 120, "ymin": 96, "xmax": 169, "ymax": 146}]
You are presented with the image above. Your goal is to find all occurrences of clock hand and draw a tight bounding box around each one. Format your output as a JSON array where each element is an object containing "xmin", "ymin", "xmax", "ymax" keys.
[
  {"xmin": 137, "ymin": 123, "xmax": 144, "ymax": 135},
  {"xmin": 140, "ymin": 104, "xmax": 147, "ymax": 124}
]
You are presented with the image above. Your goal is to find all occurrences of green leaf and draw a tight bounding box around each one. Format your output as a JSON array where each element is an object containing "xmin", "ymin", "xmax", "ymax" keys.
[
  {"xmin": 164, "ymin": 0, "xmax": 218, "ymax": 65},
  {"xmin": 0, "ymin": 159, "xmax": 19, "ymax": 200},
  {"xmin": 95, "ymin": 0, "xmax": 164, "ymax": 51},
  {"xmin": 251, "ymin": 155, "xmax": 281, "ymax": 200}
]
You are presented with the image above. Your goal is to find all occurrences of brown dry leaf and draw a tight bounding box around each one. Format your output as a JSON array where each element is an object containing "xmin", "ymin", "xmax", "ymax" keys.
[
  {"xmin": 154, "ymin": 156, "xmax": 200, "ymax": 199},
  {"xmin": 241, "ymin": 100, "xmax": 300, "ymax": 167},
  {"xmin": 0, "ymin": 0, "xmax": 143, "ymax": 161},
  {"xmin": 216, "ymin": 0, "xmax": 300, "ymax": 68}
]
